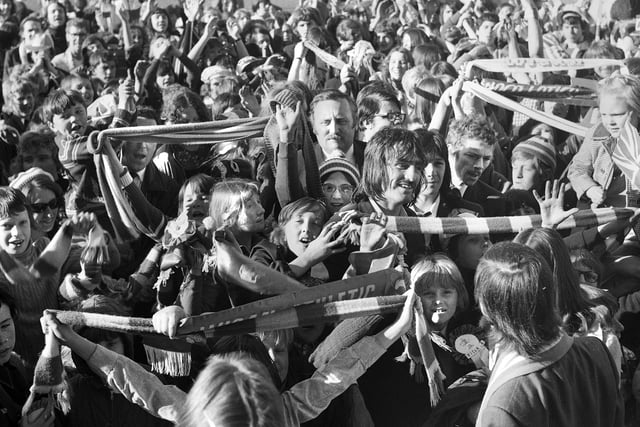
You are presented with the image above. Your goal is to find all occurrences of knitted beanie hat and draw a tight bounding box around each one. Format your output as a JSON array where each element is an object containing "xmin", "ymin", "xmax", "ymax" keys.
[
  {"xmin": 512, "ymin": 135, "xmax": 557, "ymax": 171},
  {"xmin": 201, "ymin": 65, "xmax": 237, "ymax": 84},
  {"xmin": 9, "ymin": 167, "xmax": 55, "ymax": 193},
  {"xmin": 269, "ymin": 88, "xmax": 301, "ymax": 112},
  {"xmin": 319, "ymin": 157, "xmax": 361, "ymax": 187}
]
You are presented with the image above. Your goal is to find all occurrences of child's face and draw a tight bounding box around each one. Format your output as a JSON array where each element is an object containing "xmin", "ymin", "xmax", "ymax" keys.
[
  {"xmin": 599, "ymin": 94, "xmax": 633, "ymax": 139},
  {"xmin": 92, "ymin": 61, "xmax": 116, "ymax": 84},
  {"xmin": 322, "ymin": 172, "xmax": 354, "ymax": 214},
  {"xmin": 182, "ymin": 186, "xmax": 210, "ymax": 224},
  {"xmin": 151, "ymin": 12, "xmax": 169, "ymax": 33},
  {"xmin": 0, "ymin": 302, "xmax": 16, "ymax": 364},
  {"xmin": 29, "ymin": 188, "xmax": 59, "ymax": 233},
  {"xmin": 22, "ymin": 147, "xmax": 58, "ymax": 177},
  {"xmin": 456, "ymin": 234, "xmax": 491, "ymax": 270},
  {"xmin": 0, "ymin": 210, "xmax": 31, "ymax": 256},
  {"xmin": 234, "ymin": 193, "xmax": 265, "ymax": 234},
  {"xmin": 68, "ymin": 78, "xmax": 94, "ymax": 106},
  {"xmin": 49, "ymin": 102, "xmax": 87, "ymax": 139},
  {"xmin": 511, "ymin": 155, "xmax": 538, "ymax": 191},
  {"xmin": 419, "ymin": 285, "xmax": 458, "ymax": 328},
  {"xmin": 261, "ymin": 336, "xmax": 289, "ymax": 383},
  {"xmin": 283, "ymin": 208, "xmax": 324, "ymax": 257}
]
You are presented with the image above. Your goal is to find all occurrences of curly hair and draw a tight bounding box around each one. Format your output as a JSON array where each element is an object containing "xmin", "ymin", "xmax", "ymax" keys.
[
  {"xmin": 160, "ymin": 84, "xmax": 211, "ymax": 124},
  {"xmin": 446, "ymin": 114, "xmax": 497, "ymax": 152}
]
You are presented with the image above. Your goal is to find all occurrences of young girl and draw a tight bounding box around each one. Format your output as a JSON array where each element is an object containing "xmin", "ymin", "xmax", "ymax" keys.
[{"xmin": 410, "ymin": 254, "xmax": 484, "ymax": 386}]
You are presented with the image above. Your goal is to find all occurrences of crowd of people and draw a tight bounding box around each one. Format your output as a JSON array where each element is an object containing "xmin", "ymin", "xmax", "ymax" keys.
[{"xmin": 1, "ymin": 0, "xmax": 640, "ymax": 425}]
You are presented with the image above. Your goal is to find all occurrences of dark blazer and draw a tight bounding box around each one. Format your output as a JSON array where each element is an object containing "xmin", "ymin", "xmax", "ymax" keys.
[
  {"xmin": 140, "ymin": 161, "xmax": 180, "ymax": 219},
  {"xmin": 463, "ymin": 180, "xmax": 508, "ymax": 217}
]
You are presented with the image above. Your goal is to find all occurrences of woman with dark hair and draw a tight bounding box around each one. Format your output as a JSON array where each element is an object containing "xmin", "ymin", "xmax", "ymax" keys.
[
  {"xmin": 474, "ymin": 242, "xmax": 623, "ymax": 426},
  {"xmin": 407, "ymin": 77, "xmax": 445, "ymax": 130},
  {"xmin": 374, "ymin": 47, "xmax": 413, "ymax": 99}
]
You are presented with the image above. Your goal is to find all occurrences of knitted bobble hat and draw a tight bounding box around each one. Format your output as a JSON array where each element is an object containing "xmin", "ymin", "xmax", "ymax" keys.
[
  {"xmin": 269, "ymin": 88, "xmax": 301, "ymax": 113},
  {"xmin": 319, "ymin": 157, "xmax": 361, "ymax": 187},
  {"xmin": 9, "ymin": 167, "xmax": 55, "ymax": 193},
  {"xmin": 512, "ymin": 135, "xmax": 557, "ymax": 172}
]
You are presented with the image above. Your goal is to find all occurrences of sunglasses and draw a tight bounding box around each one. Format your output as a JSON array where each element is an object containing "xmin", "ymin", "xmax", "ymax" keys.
[
  {"xmin": 31, "ymin": 199, "xmax": 59, "ymax": 213},
  {"xmin": 375, "ymin": 112, "xmax": 406, "ymax": 125}
]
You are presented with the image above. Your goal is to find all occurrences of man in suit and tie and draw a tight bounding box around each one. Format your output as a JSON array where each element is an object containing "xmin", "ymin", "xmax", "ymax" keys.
[{"xmin": 446, "ymin": 114, "xmax": 508, "ymax": 217}]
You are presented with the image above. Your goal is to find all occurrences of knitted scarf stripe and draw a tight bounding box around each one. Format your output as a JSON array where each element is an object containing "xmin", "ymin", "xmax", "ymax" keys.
[
  {"xmin": 462, "ymin": 80, "xmax": 589, "ymax": 137},
  {"xmin": 385, "ymin": 207, "xmax": 634, "ymax": 235},
  {"xmin": 50, "ymin": 269, "xmax": 404, "ymax": 335},
  {"xmin": 96, "ymin": 117, "xmax": 270, "ymax": 146},
  {"xmin": 467, "ymin": 57, "xmax": 625, "ymax": 75},
  {"xmin": 52, "ymin": 295, "xmax": 406, "ymax": 337},
  {"xmin": 302, "ymin": 41, "xmax": 347, "ymax": 71},
  {"xmin": 479, "ymin": 78, "xmax": 595, "ymax": 99}
]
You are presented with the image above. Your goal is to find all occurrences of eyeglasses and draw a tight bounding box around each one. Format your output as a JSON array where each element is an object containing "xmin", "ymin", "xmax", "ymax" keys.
[
  {"xmin": 322, "ymin": 183, "xmax": 355, "ymax": 196},
  {"xmin": 375, "ymin": 112, "xmax": 406, "ymax": 125},
  {"xmin": 31, "ymin": 199, "xmax": 59, "ymax": 213}
]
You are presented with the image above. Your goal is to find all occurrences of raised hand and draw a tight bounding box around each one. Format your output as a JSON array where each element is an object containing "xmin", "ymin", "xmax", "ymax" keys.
[
  {"xmin": 239, "ymin": 86, "xmax": 261, "ymax": 117},
  {"xmin": 534, "ymin": 180, "xmax": 579, "ymax": 229},
  {"xmin": 64, "ymin": 212, "xmax": 97, "ymax": 235},
  {"xmin": 227, "ymin": 17, "xmax": 240, "ymax": 40},
  {"xmin": 140, "ymin": 0, "xmax": 154, "ymax": 23},
  {"xmin": 183, "ymin": 0, "xmax": 203, "ymax": 22},
  {"xmin": 359, "ymin": 212, "xmax": 387, "ymax": 251},
  {"xmin": 274, "ymin": 100, "xmax": 301, "ymax": 140},
  {"xmin": 301, "ymin": 222, "xmax": 348, "ymax": 266}
]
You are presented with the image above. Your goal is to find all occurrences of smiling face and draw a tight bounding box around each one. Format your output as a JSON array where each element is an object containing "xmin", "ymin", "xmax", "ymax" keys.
[
  {"xmin": 151, "ymin": 12, "xmax": 169, "ymax": 33},
  {"xmin": 388, "ymin": 51, "xmax": 408, "ymax": 81},
  {"xmin": 451, "ymin": 138, "xmax": 493, "ymax": 187},
  {"xmin": 382, "ymin": 157, "xmax": 422, "ymax": 207},
  {"xmin": 599, "ymin": 94, "xmax": 633, "ymax": 139},
  {"xmin": 322, "ymin": 172, "xmax": 354, "ymax": 214},
  {"xmin": 0, "ymin": 210, "xmax": 31, "ymax": 256},
  {"xmin": 49, "ymin": 102, "xmax": 87, "ymax": 139},
  {"xmin": 419, "ymin": 284, "xmax": 458, "ymax": 328},
  {"xmin": 0, "ymin": 0, "xmax": 11, "ymax": 18},
  {"xmin": 0, "ymin": 303, "xmax": 15, "ymax": 364},
  {"xmin": 29, "ymin": 188, "xmax": 59, "ymax": 234},
  {"xmin": 311, "ymin": 99, "xmax": 355, "ymax": 158},
  {"xmin": 283, "ymin": 208, "xmax": 324, "ymax": 257}
]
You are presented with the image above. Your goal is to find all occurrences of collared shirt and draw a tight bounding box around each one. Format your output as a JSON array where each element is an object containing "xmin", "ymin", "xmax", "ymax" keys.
[
  {"xmin": 450, "ymin": 167, "xmax": 468, "ymax": 197},
  {"xmin": 314, "ymin": 143, "xmax": 356, "ymax": 165}
]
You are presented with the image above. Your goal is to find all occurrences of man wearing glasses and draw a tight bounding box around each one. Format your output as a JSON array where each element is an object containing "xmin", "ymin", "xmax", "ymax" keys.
[
  {"xmin": 52, "ymin": 18, "xmax": 88, "ymax": 74},
  {"xmin": 356, "ymin": 87, "xmax": 405, "ymax": 144}
]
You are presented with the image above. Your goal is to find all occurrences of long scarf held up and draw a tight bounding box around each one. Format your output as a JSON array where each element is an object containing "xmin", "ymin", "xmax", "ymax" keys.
[
  {"xmin": 612, "ymin": 119, "xmax": 640, "ymax": 191},
  {"xmin": 89, "ymin": 117, "xmax": 269, "ymax": 242},
  {"xmin": 384, "ymin": 207, "xmax": 635, "ymax": 235},
  {"xmin": 466, "ymin": 57, "xmax": 625, "ymax": 76},
  {"xmin": 461, "ymin": 80, "xmax": 589, "ymax": 137}
]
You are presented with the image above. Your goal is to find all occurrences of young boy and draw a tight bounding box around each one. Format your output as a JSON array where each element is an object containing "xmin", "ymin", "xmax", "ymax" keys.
[
  {"xmin": 42, "ymin": 79, "xmax": 134, "ymax": 219},
  {"xmin": 0, "ymin": 187, "xmax": 94, "ymax": 365}
]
